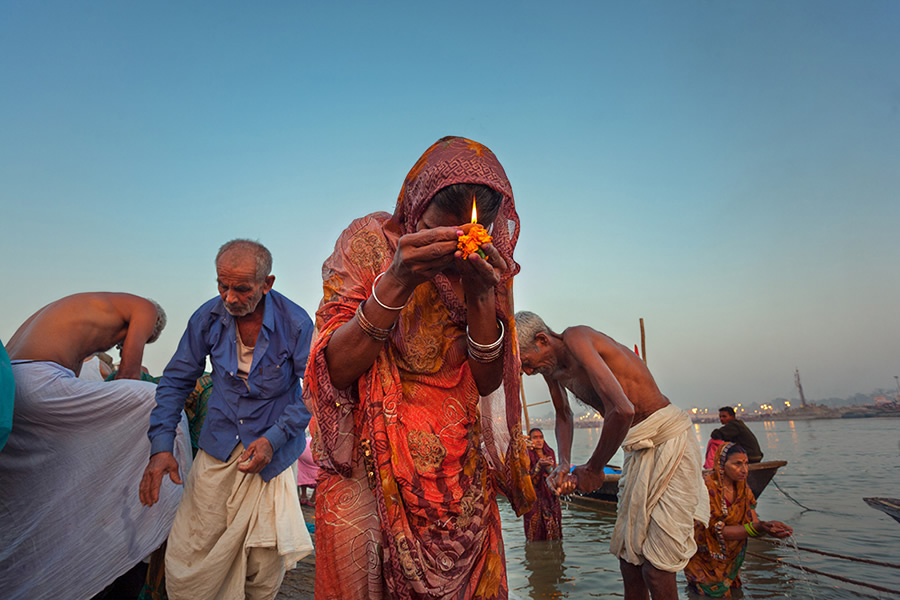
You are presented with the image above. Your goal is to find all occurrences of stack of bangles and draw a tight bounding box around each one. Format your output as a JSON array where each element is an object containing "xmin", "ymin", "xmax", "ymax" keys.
[
  {"xmin": 467, "ymin": 320, "xmax": 505, "ymax": 363},
  {"xmin": 744, "ymin": 522, "xmax": 761, "ymax": 537},
  {"xmin": 356, "ymin": 300, "xmax": 394, "ymax": 342},
  {"xmin": 355, "ymin": 272, "xmax": 409, "ymax": 342}
]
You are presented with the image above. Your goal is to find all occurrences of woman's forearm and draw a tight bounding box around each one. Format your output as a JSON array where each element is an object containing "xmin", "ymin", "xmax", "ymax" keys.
[
  {"xmin": 464, "ymin": 290, "xmax": 504, "ymax": 395},
  {"xmin": 722, "ymin": 524, "xmax": 752, "ymax": 541},
  {"xmin": 325, "ymin": 272, "xmax": 413, "ymax": 389},
  {"xmin": 722, "ymin": 520, "xmax": 776, "ymax": 541}
]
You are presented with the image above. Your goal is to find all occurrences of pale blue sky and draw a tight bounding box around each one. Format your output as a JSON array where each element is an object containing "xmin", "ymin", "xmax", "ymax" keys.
[{"xmin": 2, "ymin": 1, "xmax": 898, "ymax": 415}]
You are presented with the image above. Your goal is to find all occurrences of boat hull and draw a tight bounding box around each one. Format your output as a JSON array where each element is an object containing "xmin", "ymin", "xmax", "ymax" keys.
[
  {"xmin": 863, "ymin": 497, "xmax": 900, "ymax": 524},
  {"xmin": 563, "ymin": 460, "xmax": 788, "ymax": 510}
]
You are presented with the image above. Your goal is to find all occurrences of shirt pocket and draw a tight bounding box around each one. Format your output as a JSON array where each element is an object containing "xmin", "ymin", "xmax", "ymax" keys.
[{"xmin": 254, "ymin": 354, "xmax": 291, "ymax": 397}]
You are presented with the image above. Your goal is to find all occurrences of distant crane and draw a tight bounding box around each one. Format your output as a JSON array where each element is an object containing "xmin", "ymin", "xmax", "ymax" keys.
[{"xmin": 794, "ymin": 368, "xmax": 808, "ymax": 408}]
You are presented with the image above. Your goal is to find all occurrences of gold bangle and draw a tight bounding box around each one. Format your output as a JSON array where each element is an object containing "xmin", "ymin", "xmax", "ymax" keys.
[{"xmin": 355, "ymin": 300, "xmax": 393, "ymax": 342}]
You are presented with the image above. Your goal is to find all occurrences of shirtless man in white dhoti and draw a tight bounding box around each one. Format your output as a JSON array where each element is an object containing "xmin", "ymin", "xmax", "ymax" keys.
[
  {"xmin": 0, "ymin": 292, "xmax": 187, "ymax": 600},
  {"xmin": 516, "ymin": 311, "xmax": 709, "ymax": 600}
]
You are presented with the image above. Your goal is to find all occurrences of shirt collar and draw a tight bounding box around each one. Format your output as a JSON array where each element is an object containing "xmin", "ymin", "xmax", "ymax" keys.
[
  {"xmin": 208, "ymin": 290, "xmax": 275, "ymax": 332},
  {"xmin": 260, "ymin": 291, "xmax": 275, "ymax": 332}
]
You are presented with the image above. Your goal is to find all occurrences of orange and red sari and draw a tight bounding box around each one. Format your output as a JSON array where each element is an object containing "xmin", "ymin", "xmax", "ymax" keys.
[
  {"xmin": 305, "ymin": 137, "xmax": 535, "ymax": 600},
  {"xmin": 684, "ymin": 442, "xmax": 757, "ymax": 597}
]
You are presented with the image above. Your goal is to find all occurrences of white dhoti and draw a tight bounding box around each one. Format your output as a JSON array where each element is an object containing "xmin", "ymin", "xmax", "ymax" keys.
[
  {"xmin": 165, "ymin": 444, "xmax": 313, "ymax": 600},
  {"xmin": 609, "ymin": 404, "xmax": 709, "ymax": 572},
  {"xmin": 0, "ymin": 361, "xmax": 192, "ymax": 600}
]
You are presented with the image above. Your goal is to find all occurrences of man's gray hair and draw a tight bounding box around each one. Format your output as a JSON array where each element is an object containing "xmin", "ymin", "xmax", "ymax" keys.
[
  {"xmin": 515, "ymin": 310, "xmax": 551, "ymax": 351},
  {"xmin": 147, "ymin": 299, "xmax": 167, "ymax": 344},
  {"xmin": 216, "ymin": 239, "xmax": 273, "ymax": 282}
]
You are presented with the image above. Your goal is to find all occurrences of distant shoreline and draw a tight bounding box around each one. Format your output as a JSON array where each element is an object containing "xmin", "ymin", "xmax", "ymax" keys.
[
  {"xmin": 530, "ymin": 404, "xmax": 900, "ymax": 428},
  {"xmin": 692, "ymin": 404, "xmax": 900, "ymax": 424}
]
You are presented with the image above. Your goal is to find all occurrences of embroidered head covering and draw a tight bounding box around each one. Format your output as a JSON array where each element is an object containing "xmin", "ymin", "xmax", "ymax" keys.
[{"xmin": 391, "ymin": 136, "xmax": 519, "ymax": 276}]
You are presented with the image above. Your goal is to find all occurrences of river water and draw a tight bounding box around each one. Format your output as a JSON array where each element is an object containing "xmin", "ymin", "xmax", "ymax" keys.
[{"xmin": 498, "ymin": 417, "xmax": 900, "ymax": 599}]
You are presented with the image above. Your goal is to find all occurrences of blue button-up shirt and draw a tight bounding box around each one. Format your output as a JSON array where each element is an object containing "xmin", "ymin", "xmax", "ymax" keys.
[{"xmin": 149, "ymin": 289, "xmax": 313, "ymax": 481}]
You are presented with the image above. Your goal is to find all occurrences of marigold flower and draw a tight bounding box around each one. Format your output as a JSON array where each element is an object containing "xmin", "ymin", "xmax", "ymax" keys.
[{"xmin": 457, "ymin": 224, "xmax": 492, "ymax": 259}]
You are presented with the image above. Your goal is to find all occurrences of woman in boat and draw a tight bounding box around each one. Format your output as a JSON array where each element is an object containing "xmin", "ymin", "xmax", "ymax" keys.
[
  {"xmin": 685, "ymin": 442, "xmax": 792, "ymax": 597},
  {"xmin": 523, "ymin": 427, "xmax": 563, "ymax": 541},
  {"xmin": 305, "ymin": 136, "xmax": 534, "ymax": 599}
]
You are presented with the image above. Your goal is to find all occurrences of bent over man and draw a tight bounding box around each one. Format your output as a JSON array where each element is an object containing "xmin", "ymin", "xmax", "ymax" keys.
[
  {"xmin": 516, "ymin": 311, "xmax": 709, "ymax": 600},
  {"xmin": 141, "ymin": 239, "xmax": 314, "ymax": 600},
  {"xmin": 1, "ymin": 293, "xmax": 187, "ymax": 600}
]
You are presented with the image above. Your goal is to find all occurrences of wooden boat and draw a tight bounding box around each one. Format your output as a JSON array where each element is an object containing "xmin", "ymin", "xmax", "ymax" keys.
[
  {"xmin": 563, "ymin": 460, "xmax": 788, "ymax": 511},
  {"xmin": 863, "ymin": 497, "xmax": 900, "ymax": 524}
]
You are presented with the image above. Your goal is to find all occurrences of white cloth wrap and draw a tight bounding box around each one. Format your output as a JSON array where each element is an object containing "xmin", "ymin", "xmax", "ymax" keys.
[
  {"xmin": 165, "ymin": 444, "xmax": 313, "ymax": 600},
  {"xmin": 478, "ymin": 382, "xmax": 511, "ymax": 471},
  {"xmin": 77, "ymin": 355, "xmax": 106, "ymax": 381},
  {"xmin": 609, "ymin": 404, "xmax": 710, "ymax": 572},
  {"xmin": 0, "ymin": 361, "xmax": 192, "ymax": 600}
]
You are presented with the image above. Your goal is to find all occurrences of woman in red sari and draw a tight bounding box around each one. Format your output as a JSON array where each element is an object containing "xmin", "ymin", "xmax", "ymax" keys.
[
  {"xmin": 523, "ymin": 428, "xmax": 563, "ymax": 541},
  {"xmin": 305, "ymin": 137, "xmax": 535, "ymax": 600}
]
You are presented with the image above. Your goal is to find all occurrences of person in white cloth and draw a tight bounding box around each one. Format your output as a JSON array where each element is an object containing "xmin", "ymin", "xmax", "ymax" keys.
[
  {"xmin": 516, "ymin": 311, "xmax": 709, "ymax": 600},
  {"xmin": 140, "ymin": 239, "xmax": 314, "ymax": 600},
  {"xmin": 0, "ymin": 292, "xmax": 189, "ymax": 600}
]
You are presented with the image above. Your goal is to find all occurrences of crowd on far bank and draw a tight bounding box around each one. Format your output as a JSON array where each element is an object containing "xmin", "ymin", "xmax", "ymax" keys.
[{"xmin": 0, "ymin": 136, "xmax": 789, "ymax": 600}]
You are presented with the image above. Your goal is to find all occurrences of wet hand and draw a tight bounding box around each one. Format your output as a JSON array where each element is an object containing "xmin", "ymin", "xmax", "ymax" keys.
[
  {"xmin": 761, "ymin": 520, "xmax": 793, "ymax": 538},
  {"xmin": 237, "ymin": 437, "xmax": 273, "ymax": 473},
  {"xmin": 548, "ymin": 463, "xmax": 577, "ymax": 495},
  {"xmin": 139, "ymin": 451, "xmax": 182, "ymax": 507},
  {"xmin": 573, "ymin": 465, "xmax": 606, "ymax": 493}
]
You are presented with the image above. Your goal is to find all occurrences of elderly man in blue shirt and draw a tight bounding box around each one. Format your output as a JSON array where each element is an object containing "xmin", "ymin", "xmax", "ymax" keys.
[{"xmin": 140, "ymin": 239, "xmax": 314, "ymax": 600}]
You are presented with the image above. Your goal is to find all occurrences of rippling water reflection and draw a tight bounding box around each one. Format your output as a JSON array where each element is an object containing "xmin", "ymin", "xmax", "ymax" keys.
[{"xmin": 500, "ymin": 417, "xmax": 900, "ymax": 599}]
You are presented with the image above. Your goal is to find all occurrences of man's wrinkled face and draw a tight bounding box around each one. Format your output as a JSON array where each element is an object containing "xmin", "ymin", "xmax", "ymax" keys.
[
  {"xmin": 719, "ymin": 411, "xmax": 734, "ymax": 425},
  {"xmin": 519, "ymin": 338, "xmax": 556, "ymax": 377},
  {"xmin": 216, "ymin": 254, "xmax": 271, "ymax": 317}
]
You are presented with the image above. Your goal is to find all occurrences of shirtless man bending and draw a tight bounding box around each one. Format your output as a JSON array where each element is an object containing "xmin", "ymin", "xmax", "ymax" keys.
[
  {"xmin": 1, "ymin": 292, "xmax": 186, "ymax": 600},
  {"xmin": 516, "ymin": 311, "xmax": 708, "ymax": 600},
  {"xmin": 6, "ymin": 292, "xmax": 165, "ymax": 379}
]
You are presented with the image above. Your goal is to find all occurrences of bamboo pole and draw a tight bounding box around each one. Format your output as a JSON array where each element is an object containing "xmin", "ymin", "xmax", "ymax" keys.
[
  {"xmin": 520, "ymin": 374, "xmax": 531, "ymax": 432},
  {"xmin": 639, "ymin": 318, "xmax": 647, "ymax": 365}
]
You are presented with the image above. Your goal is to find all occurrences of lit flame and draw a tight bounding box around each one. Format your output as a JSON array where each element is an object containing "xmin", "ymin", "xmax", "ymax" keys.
[{"xmin": 471, "ymin": 196, "xmax": 477, "ymax": 224}]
